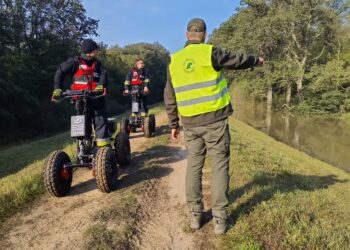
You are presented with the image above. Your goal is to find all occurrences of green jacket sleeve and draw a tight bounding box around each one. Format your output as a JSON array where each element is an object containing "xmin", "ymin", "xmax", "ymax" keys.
[
  {"xmin": 211, "ymin": 46, "xmax": 259, "ymax": 71},
  {"xmin": 164, "ymin": 65, "xmax": 179, "ymax": 128}
]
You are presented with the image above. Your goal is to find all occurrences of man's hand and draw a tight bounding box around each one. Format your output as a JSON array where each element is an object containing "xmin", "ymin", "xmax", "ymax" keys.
[
  {"xmin": 143, "ymin": 86, "xmax": 149, "ymax": 94},
  {"xmin": 52, "ymin": 88, "xmax": 63, "ymax": 98},
  {"xmin": 171, "ymin": 127, "xmax": 180, "ymax": 141},
  {"xmin": 124, "ymin": 89, "xmax": 130, "ymax": 94},
  {"xmin": 258, "ymin": 57, "xmax": 265, "ymax": 65},
  {"xmin": 94, "ymin": 85, "xmax": 104, "ymax": 94}
]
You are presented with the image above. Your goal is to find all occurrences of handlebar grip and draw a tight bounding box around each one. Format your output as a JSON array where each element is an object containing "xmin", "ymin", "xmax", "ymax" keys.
[
  {"xmin": 51, "ymin": 95, "xmax": 59, "ymax": 103},
  {"xmin": 51, "ymin": 88, "xmax": 107, "ymax": 103},
  {"xmin": 93, "ymin": 88, "xmax": 106, "ymax": 98}
]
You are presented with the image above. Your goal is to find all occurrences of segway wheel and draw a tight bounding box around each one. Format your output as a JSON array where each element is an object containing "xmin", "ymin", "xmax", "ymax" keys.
[
  {"xmin": 149, "ymin": 114, "xmax": 156, "ymax": 133},
  {"xmin": 94, "ymin": 147, "xmax": 118, "ymax": 193},
  {"xmin": 120, "ymin": 118, "xmax": 130, "ymax": 135},
  {"xmin": 43, "ymin": 150, "xmax": 72, "ymax": 197},
  {"xmin": 114, "ymin": 132, "xmax": 131, "ymax": 167},
  {"xmin": 143, "ymin": 116, "xmax": 152, "ymax": 138}
]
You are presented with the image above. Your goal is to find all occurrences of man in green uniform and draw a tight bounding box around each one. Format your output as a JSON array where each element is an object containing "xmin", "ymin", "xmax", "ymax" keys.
[{"xmin": 164, "ymin": 18, "xmax": 264, "ymax": 235}]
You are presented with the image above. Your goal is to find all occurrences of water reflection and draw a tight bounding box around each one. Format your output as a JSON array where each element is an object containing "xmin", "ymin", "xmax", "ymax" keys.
[{"xmin": 232, "ymin": 91, "xmax": 350, "ymax": 173}]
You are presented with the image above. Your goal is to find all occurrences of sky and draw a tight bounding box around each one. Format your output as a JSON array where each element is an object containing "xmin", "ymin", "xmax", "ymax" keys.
[{"xmin": 81, "ymin": 0, "xmax": 241, "ymax": 53}]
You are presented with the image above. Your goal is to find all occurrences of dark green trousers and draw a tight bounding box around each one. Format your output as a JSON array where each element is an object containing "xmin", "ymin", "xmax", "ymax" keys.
[{"xmin": 184, "ymin": 118, "xmax": 230, "ymax": 219}]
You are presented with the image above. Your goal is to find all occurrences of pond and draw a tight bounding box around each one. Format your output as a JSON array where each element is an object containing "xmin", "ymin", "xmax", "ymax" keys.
[{"xmin": 232, "ymin": 90, "xmax": 350, "ymax": 174}]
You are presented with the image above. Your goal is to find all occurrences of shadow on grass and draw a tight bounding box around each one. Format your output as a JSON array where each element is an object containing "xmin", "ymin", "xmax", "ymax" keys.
[
  {"xmin": 153, "ymin": 125, "xmax": 171, "ymax": 138},
  {"xmin": 66, "ymin": 144, "xmax": 183, "ymax": 196},
  {"xmin": 201, "ymin": 209, "xmax": 213, "ymax": 227},
  {"xmin": 69, "ymin": 178, "xmax": 97, "ymax": 196},
  {"xmin": 118, "ymin": 165, "xmax": 173, "ymax": 190},
  {"xmin": 128, "ymin": 125, "xmax": 170, "ymax": 140},
  {"xmin": 118, "ymin": 144, "xmax": 186, "ymax": 190},
  {"xmin": 228, "ymin": 172, "xmax": 348, "ymax": 226},
  {"xmin": 128, "ymin": 133, "xmax": 145, "ymax": 139},
  {"xmin": 131, "ymin": 144, "xmax": 186, "ymax": 165}
]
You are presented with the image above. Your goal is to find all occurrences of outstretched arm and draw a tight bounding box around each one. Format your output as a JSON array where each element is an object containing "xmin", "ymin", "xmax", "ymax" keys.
[{"xmin": 211, "ymin": 46, "xmax": 263, "ymax": 71}]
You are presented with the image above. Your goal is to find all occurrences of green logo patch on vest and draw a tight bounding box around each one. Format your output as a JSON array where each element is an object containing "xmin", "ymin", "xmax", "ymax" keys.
[{"xmin": 184, "ymin": 59, "xmax": 195, "ymax": 72}]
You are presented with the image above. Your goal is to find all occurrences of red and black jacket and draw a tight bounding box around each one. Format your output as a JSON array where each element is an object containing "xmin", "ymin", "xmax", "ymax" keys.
[
  {"xmin": 54, "ymin": 56, "xmax": 107, "ymax": 90},
  {"xmin": 124, "ymin": 67, "xmax": 150, "ymax": 90}
]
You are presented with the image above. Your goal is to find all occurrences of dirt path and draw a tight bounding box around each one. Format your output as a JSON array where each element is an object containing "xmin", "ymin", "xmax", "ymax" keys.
[
  {"xmin": 1, "ymin": 112, "xmax": 202, "ymax": 250},
  {"xmin": 135, "ymin": 139, "xmax": 194, "ymax": 249}
]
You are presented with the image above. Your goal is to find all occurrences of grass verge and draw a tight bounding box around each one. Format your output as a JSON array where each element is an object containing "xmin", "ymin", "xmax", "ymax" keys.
[{"xmin": 218, "ymin": 117, "xmax": 350, "ymax": 249}]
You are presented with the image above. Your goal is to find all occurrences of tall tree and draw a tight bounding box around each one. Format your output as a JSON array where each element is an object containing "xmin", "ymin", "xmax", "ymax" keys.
[
  {"xmin": 210, "ymin": 0, "xmax": 350, "ymax": 108},
  {"xmin": 0, "ymin": 0, "xmax": 98, "ymax": 144}
]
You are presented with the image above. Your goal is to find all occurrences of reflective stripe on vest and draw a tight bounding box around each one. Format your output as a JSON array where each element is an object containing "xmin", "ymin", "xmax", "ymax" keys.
[
  {"xmin": 74, "ymin": 76, "xmax": 90, "ymax": 85},
  {"xmin": 169, "ymin": 44, "xmax": 230, "ymax": 117}
]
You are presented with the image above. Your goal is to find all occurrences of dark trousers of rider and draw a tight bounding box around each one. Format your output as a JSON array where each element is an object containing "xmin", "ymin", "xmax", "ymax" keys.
[
  {"xmin": 75, "ymin": 98, "xmax": 110, "ymax": 146},
  {"xmin": 131, "ymin": 85, "xmax": 149, "ymax": 116}
]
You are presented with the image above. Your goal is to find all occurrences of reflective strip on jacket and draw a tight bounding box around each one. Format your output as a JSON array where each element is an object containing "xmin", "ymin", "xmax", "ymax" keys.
[{"xmin": 169, "ymin": 44, "xmax": 230, "ymax": 117}]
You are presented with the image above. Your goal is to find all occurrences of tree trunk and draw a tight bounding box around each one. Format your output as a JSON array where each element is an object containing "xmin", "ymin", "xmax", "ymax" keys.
[
  {"xmin": 286, "ymin": 83, "xmax": 292, "ymax": 107},
  {"xmin": 284, "ymin": 114, "xmax": 290, "ymax": 140},
  {"xmin": 292, "ymin": 121, "xmax": 300, "ymax": 147},
  {"xmin": 296, "ymin": 56, "xmax": 307, "ymax": 102},
  {"xmin": 296, "ymin": 75, "xmax": 304, "ymax": 101},
  {"xmin": 266, "ymin": 86, "xmax": 273, "ymax": 135}
]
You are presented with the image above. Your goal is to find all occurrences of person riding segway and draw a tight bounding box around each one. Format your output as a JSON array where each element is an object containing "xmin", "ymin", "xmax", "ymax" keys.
[
  {"xmin": 121, "ymin": 58, "xmax": 156, "ymax": 137},
  {"xmin": 44, "ymin": 39, "xmax": 131, "ymax": 197}
]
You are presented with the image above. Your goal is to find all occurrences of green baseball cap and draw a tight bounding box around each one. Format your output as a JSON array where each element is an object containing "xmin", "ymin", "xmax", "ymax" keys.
[{"xmin": 187, "ymin": 18, "xmax": 207, "ymax": 32}]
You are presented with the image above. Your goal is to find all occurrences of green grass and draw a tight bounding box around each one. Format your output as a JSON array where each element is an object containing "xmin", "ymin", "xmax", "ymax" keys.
[
  {"xmin": 83, "ymin": 195, "xmax": 140, "ymax": 250},
  {"xmin": 341, "ymin": 112, "xmax": 350, "ymax": 126},
  {"xmin": 219, "ymin": 117, "xmax": 350, "ymax": 249},
  {"xmin": 0, "ymin": 132, "xmax": 71, "ymax": 178},
  {"xmin": 0, "ymin": 104, "xmax": 165, "ymax": 222},
  {"xmin": 0, "ymin": 143, "xmax": 76, "ymax": 221}
]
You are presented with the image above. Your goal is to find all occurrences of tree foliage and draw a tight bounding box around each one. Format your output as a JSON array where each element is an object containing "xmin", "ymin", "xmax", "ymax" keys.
[
  {"xmin": 99, "ymin": 42, "xmax": 170, "ymax": 115},
  {"xmin": 210, "ymin": 0, "xmax": 350, "ymax": 113},
  {"xmin": 0, "ymin": 0, "xmax": 170, "ymax": 145},
  {"xmin": 0, "ymin": 0, "xmax": 99, "ymax": 144}
]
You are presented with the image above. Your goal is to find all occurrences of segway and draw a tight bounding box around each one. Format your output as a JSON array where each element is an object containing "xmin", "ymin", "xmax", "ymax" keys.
[
  {"xmin": 120, "ymin": 86, "xmax": 156, "ymax": 138},
  {"xmin": 43, "ymin": 89, "xmax": 131, "ymax": 197}
]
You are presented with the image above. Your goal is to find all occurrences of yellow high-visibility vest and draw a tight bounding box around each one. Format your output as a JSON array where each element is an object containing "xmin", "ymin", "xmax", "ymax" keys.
[{"xmin": 169, "ymin": 44, "xmax": 230, "ymax": 117}]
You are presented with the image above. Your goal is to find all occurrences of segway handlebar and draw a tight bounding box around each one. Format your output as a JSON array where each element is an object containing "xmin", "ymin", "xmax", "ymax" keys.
[
  {"xmin": 51, "ymin": 88, "xmax": 107, "ymax": 103},
  {"xmin": 122, "ymin": 89, "xmax": 144, "ymax": 96}
]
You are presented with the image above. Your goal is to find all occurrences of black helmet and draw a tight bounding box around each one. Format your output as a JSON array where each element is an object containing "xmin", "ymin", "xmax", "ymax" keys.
[{"xmin": 81, "ymin": 39, "xmax": 99, "ymax": 54}]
